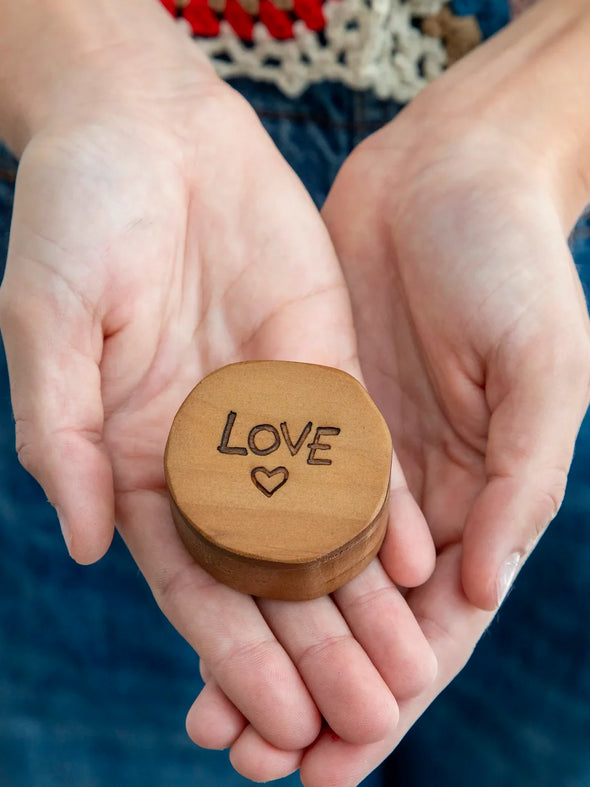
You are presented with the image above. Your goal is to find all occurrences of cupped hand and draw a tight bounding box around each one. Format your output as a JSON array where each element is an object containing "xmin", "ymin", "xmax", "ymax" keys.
[
  {"xmin": 0, "ymin": 24, "xmax": 436, "ymax": 771},
  {"xmin": 323, "ymin": 99, "xmax": 590, "ymax": 612},
  {"xmin": 315, "ymin": 69, "xmax": 590, "ymax": 782}
]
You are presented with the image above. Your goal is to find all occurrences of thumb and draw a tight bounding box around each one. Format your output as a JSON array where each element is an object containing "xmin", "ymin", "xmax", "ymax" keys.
[
  {"xmin": 462, "ymin": 310, "xmax": 590, "ymax": 610},
  {"xmin": 0, "ymin": 269, "xmax": 114, "ymax": 565}
]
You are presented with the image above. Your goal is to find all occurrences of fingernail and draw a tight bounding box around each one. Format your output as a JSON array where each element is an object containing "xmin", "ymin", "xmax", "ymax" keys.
[
  {"xmin": 497, "ymin": 552, "xmax": 522, "ymax": 606},
  {"xmin": 56, "ymin": 508, "xmax": 72, "ymax": 554}
]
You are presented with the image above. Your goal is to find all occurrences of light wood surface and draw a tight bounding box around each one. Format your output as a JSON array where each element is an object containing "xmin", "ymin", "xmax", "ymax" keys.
[{"xmin": 164, "ymin": 361, "xmax": 392, "ymax": 600}]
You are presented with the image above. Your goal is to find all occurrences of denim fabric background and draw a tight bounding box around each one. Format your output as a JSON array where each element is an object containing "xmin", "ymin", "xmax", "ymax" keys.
[{"xmin": 1, "ymin": 76, "xmax": 589, "ymax": 787}]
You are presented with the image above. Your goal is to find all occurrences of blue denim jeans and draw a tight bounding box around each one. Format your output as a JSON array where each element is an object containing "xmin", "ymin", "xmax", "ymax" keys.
[{"xmin": 1, "ymin": 79, "xmax": 589, "ymax": 787}]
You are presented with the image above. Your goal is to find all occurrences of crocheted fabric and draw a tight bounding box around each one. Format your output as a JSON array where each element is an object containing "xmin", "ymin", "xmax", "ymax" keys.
[{"xmin": 160, "ymin": 0, "xmax": 522, "ymax": 100}]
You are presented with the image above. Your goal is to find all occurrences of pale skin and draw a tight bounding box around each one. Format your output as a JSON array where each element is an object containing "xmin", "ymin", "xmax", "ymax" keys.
[
  {"xmin": 0, "ymin": 1, "xmax": 589, "ymax": 786},
  {"xmin": 0, "ymin": 0, "xmax": 437, "ymax": 771}
]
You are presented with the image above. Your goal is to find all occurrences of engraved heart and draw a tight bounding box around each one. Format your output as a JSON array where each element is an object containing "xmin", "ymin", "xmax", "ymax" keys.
[{"xmin": 251, "ymin": 466, "xmax": 289, "ymax": 497}]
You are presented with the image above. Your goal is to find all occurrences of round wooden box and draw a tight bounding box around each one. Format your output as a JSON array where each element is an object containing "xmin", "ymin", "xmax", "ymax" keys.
[{"xmin": 164, "ymin": 361, "xmax": 391, "ymax": 600}]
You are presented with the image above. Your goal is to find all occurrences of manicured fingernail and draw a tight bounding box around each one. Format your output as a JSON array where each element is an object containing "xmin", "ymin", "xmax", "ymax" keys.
[
  {"xmin": 497, "ymin": 552, "xmax": 522, "ymax": 606},
  {"xmin": 56, "ymin": 508, "xmax": 72, "ymax": 554}
]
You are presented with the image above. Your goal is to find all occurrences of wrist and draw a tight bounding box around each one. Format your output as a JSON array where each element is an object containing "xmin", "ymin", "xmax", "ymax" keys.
[
  {"xmin": 406, "ymin": 0, "xmax": 590, "ymax": 227},
  {"xmin": 0, "ymin": 0, "xmax": 217, "ymax": 155}
]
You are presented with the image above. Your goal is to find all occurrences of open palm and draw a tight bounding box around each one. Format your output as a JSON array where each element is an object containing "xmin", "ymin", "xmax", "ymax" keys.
[{"xmin": 0, "ymin": 78, "xmax": 437, "ymax": 780}]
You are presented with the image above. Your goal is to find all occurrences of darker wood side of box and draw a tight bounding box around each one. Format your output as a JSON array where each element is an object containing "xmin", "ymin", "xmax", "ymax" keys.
[{"xmin": 169, "ymin": 492, "xmax": 389, "ymax": 601}]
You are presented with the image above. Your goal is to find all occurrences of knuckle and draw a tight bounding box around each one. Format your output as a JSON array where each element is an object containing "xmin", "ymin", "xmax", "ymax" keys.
[
  {"xmin": 340, "ymin": 584, "xmax": 438, "ymax": 697},
  {"xmin": 13, "ymin": 421, "xmax": 104, "ymax": 489},
  {"xmin": 294, "ymin": 633, "xmax": 353, "ymax": 671},
  {"xmin": 153, "ymin": 560, "xmax": 217, "ymax": 621},
  {"xmin": 542, "ymin": 465, "xmax": 567, "ymax": 509},
  {"xmin": 341, "ymin": 584, "xmax": 394, "ymax": 618},
  {"xmin": 370, "ymin": 698, "xmax": 399, "ymax": 741},
  {"xmin": 156, "ymin": 567, "xmax": 285, "ymax": 679},
  {"xmin": 394, "ymin": 645, "xmax": 438, "ymax": 700},
  {"xmin": 413, "ymin": 609, "xmax": 474, "ymax": 676},
  {"xmin": 16, "ymin": 443, "xmax": 37, "ymax": 477},
  {"xmin": 543, "ymin": 473, "xmax": 567, "ymax": 517},
  {"xmin": 217, "ymin": 636, "xmax": 281, "ymax": 678},
  {"xmin": 14, "ymin": 419, "xmax": 43, "ymax": 478},
  {"xmin": 530, "ymin": 469, "xmax": 568, "ymax": 543}
]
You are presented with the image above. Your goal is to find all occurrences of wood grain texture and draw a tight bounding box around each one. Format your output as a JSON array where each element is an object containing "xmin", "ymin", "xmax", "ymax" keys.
[{"xmin": 164, "ymin": 361, "xmax": 392, "ymax": 600}]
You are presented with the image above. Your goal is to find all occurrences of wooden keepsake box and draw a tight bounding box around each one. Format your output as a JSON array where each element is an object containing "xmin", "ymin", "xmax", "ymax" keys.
[{"xmin": 164, "ymin": 361, "xmax": 391, "ymax": 601}]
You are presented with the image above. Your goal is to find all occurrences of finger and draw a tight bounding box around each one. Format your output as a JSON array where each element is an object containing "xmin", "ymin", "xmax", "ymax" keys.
[
  {"xmin": 333, "ymin": 559, "xmax": 437, "ymax": 701},
  {"xmin": 379, "ymin": 480, "xmax": 436, "ymax": 588},
  {"xmin": 199, "ymin": 658, "xmax": 212, "ymax": 683},
  {"xmin": 300, "ymin": 545, "xmax": 494, "ymax": 787},
  {"xmin": 300, "ymin": 726, "xmax": 385, "ymax": 787},
  {"xmin": 338, "ymin": 365, "xmax": 436, "ymax": 590},
  {"xmin": 230, "ymin": 725, "xmax": 302, "ymax": 783},
  {"xmin": 116, "ymin": 489, "xmax": 321, "ymax": 751},
  {"xmin": 186, "ymin": 679, "xmax": 247, "ymax": 750},
  {"xmin": 0, "ymin": 265, "xmax": 113, "ymax": 564},
  {"xmin": 258, "ymin": 593, "xmax": 398, "ymax": 745},
  {"xmin": 462, "ymin": 294, "xmax": 590, "ymax": 609}
]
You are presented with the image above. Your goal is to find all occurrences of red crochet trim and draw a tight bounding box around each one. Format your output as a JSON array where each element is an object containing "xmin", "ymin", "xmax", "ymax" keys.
[
  {"xmin": 293, "ymin": 0, "xmax": 326, "ymax": 31},
  {"xmin": 183, "ymin": 0, "xmax": 221, "ymax": 37},
  {"xmin": 160, "ymin": 0, "xmax": 178, "ymax": 14},
  {"xmin": 224, "ymin": 0, "xmax": 254, "ymax": 41},
  {"xmin": 161, "ymin": 0, "xmax": 328, "ymax": 41},
  {"xmin": 259, "ymin": 0, "xmax": 294, "ymax": 40}
]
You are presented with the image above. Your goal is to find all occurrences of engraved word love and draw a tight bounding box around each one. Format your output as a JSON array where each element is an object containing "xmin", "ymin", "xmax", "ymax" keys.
[{"xmin": 217, "ymin": 411, "xmax": 341, "ymax": 497}]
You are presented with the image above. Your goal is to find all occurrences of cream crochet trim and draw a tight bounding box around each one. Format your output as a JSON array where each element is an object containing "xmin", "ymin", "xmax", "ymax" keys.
[{"xmin": 196, "ymin": 0, "xmax": 448, "ymax": 101}]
